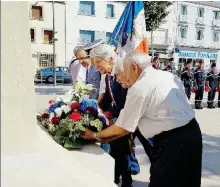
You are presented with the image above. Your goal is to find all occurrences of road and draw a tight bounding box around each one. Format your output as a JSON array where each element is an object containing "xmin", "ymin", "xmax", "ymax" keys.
[{"xmin": 35, "ymin": 85, "xmax": 220, "ymax": 187}]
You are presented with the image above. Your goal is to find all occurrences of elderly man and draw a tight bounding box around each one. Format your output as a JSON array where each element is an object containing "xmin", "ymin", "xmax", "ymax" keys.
[
  {"xmin": 74, "ymin": 40, "xmax": 103, "ymax": 99},
  {"xmin": 82, "ymin": 51, "xmax": 202, "ymax": 187}
]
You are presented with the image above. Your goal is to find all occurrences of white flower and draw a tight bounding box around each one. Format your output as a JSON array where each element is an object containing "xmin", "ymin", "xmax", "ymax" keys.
[
  {"xmin": 54, "ymin": 108, "xmax": 63, "ymax": 117},
  {"xmin": 62, "ymin": 105, "xmax": 71, "ymax": 114},
  {"xmin": 49, "ymin": 112, "xmax": 55, "ymax": 121}
]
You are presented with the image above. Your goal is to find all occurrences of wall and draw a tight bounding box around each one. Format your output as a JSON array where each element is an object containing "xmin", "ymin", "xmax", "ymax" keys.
[
  {"xmin": 66, "ymin": 1, "xmax": 125, "ymax": 63},
  {"xmin": 2, "ymin": 1, "xmax": 39, "ymax": 156},
  {"xmin": 29, "ymin": 2, "xmax": 65, "ymax": 70}
]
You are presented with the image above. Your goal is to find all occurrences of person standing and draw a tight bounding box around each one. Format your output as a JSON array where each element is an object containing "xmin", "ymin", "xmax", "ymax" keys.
[
  {"xmin": 152, "ymin": 56, "xmax": 159, "ymax": 70},
  {"xmin": 206, "ymin": 63, "xmax": 218, "ymax": 108},
  {"xmin": 181, "ymin": 59, "xmax": 193, "ymax": 100},
  {"xmin": 90, "ymin": 44, "xmax": 137, "ymax": 187},
  {"xmin": 193, "ymin": 60, "xmax": 206, "ymax": 109},
  {"xmin": 74, "ymin": 40, "xmax": 104, "ymax": 99},
  {"xmin": 82, "ymin": 51, "xmax": 202, "ymax": 187},
  {"xmin": 163, "ymin": 58, "xmax": 177, "ymax": 75}
]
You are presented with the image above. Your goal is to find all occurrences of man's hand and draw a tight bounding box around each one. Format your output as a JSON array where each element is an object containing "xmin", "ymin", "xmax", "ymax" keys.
[{"xmin": 81, "ymin": 129, "xmax": 96, "ymax": 140}]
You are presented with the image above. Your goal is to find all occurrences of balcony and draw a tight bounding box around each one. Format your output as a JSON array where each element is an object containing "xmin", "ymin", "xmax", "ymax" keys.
[
  {"xmin": 210, "ymin": 41, "xmax": 220, "ymax": 49},
  {"xmin": 196, "ymin": 17, "xmax": 204, "ymax": 25},
  {"xmin": 178, "ymin": 38, "xmax": 188, "ymax": 46},
  {"xmin": 212, "ymin": 19, "xmax": 220, "ymax": 27},
  {"xmin": 179, "ymin": 15, "xmax": 188, "ymax": 22},
  {"xmin": 150, "ymin": 36, "xmax": 173, "ymax": 46},
  {"xmin": 195, "ymin": 40, "xmax": 205, "ymax": 47}
]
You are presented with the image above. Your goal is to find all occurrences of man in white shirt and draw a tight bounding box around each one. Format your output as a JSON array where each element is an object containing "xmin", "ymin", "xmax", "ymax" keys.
[{"xmin": 82, "ymin": 51, "xmax": 202, "ymax": 187}]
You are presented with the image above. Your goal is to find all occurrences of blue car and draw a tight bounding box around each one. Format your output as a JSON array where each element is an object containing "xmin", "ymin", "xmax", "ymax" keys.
[{"xmin": 35, "ymin": 66, "xmax": 71, "ymax": 84}]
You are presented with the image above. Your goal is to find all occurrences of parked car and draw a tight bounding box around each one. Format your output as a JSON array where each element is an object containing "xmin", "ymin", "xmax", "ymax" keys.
[{"xmin": 35, "ymin": 66, "xmax": 71, "ymax": 84}]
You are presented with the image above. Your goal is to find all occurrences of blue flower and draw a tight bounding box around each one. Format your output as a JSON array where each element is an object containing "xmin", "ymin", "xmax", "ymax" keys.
[
  {"xmin": 79, "ymin": 99, "xmax": 98, "ymax": 114},
  {"xmin": 49, "ymin": 102, "xmax": 61, "ymax": 113}
]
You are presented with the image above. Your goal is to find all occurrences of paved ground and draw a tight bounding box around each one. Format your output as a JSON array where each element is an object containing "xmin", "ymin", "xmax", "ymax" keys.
[{"xmin": 35, "ymin": 85, "xmax": 220, "ymax": 187}]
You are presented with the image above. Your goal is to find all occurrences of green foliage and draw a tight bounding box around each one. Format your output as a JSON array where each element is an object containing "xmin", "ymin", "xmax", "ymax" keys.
[{"xmin": 144, "ymin": 1, "xmax": 173, "ymax": 31}]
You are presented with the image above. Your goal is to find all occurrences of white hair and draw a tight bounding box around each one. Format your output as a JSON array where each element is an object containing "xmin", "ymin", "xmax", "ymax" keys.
[
  {"xmin": 89, "ymin": 44, "xmax": 117, "ymax": 63},
  {"xmin": 73, "ymin": 46, "xmax": 83, "ymax": 57},
  {"xmin": 114, "ymin": 59, "xmax": 124, "ymax": 73},
  {"xmin": 124, "ymin": 51, "xmax": 152, "ymax": 70}
]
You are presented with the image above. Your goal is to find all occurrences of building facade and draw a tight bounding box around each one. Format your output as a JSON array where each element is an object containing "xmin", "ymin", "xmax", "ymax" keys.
[
  {"xmin": 29, "ymin": 1, "xmax": 125, "ymax": 73},
  {"xmin": 29, "ymin": 1, "xmax": 66, "ymax": 73},
  {"xmin": 65, "ymin": 1, "xmax": 125, "ymax": 63},
  {"xmin": 149, "ymin": 1, "xmax": 220, "ymax": 71}
]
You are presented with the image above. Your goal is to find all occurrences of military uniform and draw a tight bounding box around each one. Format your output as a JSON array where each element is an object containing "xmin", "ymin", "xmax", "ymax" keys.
[
  {"xmin": 218, "ymin": 72, "xmax": 220, "ymax": 108},
  {"xmin": 181, "ymin": 67, "xmax": 193, "ymax": 100},
  {"xmin": 193, "ymin": 68, "xmax": 206, "ymax": 109},
  {"xmin": 206, "ymin": 71, "xmax": 218, "ymax": 108},
  {"xmin": 163, "ymin": 65, "xmax": 177, "ymax": 75}
]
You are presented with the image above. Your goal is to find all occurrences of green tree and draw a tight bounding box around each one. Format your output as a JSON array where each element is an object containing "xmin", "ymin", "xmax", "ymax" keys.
[{"xmin": 144, "ymin": 1, "xmax": 173, "ymax": 31}]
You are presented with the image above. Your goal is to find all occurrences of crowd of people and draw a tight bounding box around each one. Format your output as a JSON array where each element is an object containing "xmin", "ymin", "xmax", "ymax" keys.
[
  {"xmin": 152, "ymin": 56, "xmax": 220, "ymax": 109},
  {"xmin": 69, "ymin": 39, "xmax": 218, "ymax": 187}
]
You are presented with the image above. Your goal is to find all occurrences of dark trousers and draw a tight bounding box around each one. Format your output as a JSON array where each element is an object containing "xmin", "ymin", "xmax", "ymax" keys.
[
  {"xmin": 134, "ymin": 128, "xmax": 152, "ymax": 162},
  {"xmin": 195, "ymin": 86, "xmax": 204, "ymax": 107},
  {"xmin": 110, "ymin": 135, "xmax": 132, "ymax": 187},
  {"xmin": 184, "ymin": 85, "xmax": 192, "ymax": 99},
  {"xmin": 149, "ymin": 118, "xmax": 202, "ymax": 187},
  {"xmin": 208, "ymin": 86, "xmax": 216, "ymax": 106},
  {"xmin": 218, "ymin": 91, "xmax": 220, "ymax": 107}
]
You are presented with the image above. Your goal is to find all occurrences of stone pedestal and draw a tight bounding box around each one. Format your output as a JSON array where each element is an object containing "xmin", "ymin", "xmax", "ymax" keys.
[{"xmin": 1, "ymin": 2, "xmax": 115, "ymax": 186}]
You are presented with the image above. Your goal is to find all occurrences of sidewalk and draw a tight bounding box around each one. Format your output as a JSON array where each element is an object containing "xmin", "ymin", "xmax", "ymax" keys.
[{"xmin": 35, "ymin": 86, "xmax": 220, "ymax": 187}]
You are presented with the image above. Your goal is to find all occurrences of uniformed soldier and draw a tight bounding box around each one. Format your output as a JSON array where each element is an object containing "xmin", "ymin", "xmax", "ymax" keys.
[
  {"xmin": 193, "ymin": 60, "xmax": 206, "ymax": 109},
  {"xmin": 152, "ymin": 56, "xmax": 159, "ymax": 70},
  {"xmin": 163, "ymin": 58, "xmax": 177, "ymax": 75},
  {"xmin": 181, "ymin": 59, "xmax": 193, "ymax": 100},
  {"xmin": 217, "ymin": 71, "xmax": 220, "ymax": 108},
  {"xmin": 206, "ymin": 63, "xmax": 218, "ymax": 108}
]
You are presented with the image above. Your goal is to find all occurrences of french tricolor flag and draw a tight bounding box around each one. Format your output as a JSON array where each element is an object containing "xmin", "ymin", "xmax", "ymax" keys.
[{"xmin": 108, "ymin": 1, "xmax": 148, "ymax": 56}]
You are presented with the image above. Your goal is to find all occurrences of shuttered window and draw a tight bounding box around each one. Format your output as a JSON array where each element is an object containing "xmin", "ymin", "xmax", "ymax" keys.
[
  {"xmin": 31, "ymin": 5, "xmax": 43, "ymax": 20},
  {"xmin": 44, "ymin": 30, "xmax": 53, "ymax": 44}
]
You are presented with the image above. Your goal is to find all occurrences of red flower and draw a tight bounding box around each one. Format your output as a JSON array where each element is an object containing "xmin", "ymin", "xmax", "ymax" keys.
[
  {"xmin": 105, "ymin": 111, "xmax": 113, "ymax": 119},
  {"xmin": 41, "ymin": 113, "xmax": 49, "ymax": 119},
  {"xmin": 51, "ymin": 117, "xmax": 60, "ymax": 125},
  {"xmin": 70, "ymin": 102, "xmax": 80, "ymax": 110},
  {"xmin": 69, "ymin": 112, "xmax": 81, "ymax": 122},
  {"xmin": 49, "ymin": 100, "xmax": 55, "ymax": 105}
]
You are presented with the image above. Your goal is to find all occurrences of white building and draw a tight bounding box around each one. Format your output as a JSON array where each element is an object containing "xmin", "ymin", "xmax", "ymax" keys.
[
  {"xmin": 66, "ymin": 1, "xmax": 125, "ymax": 63},
  {"xmin": 151, "ymin": 1, "xmax": 220, "ymax": 71},
  {"xmin": 29, "ymin": 1, "xmax": 125, "ymax": 73},
  {"xmin": 29, "ymin": 1, "xmax": 66, "ymax": 73}
]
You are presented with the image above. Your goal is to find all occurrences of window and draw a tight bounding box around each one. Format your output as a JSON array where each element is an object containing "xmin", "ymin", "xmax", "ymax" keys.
[
  {"xmin": 106, "ymin": 32, "xmax": 112, "ymax": 43},
  {"xmin": 181, "ymin": 5, "xmax": 187, "ymax": 15},
  {"xmin": 180, "ymin": 27, "xmax": 187, "ymax": 39},
  {"xmin": 106, "ymin": 4, "xmax": 114, "ymax": 18},
  {"xmin": 213, "ymin": 11, "xmax": 220, "ymax": 20},
  {"xmin": 79, "ymin": 30, "xmax": 94, "ymax": 45},
  {"xmin": 31, "ymin": 5, "xmax": 43, "ymax": 20},
  {"xmin": 30, "ymin": 29, "xmax": 35, "ymax": 43},
  {"xmin": 198, "ymin": 7, "xmax": 204, "ymax": 17},
  {"xmin": 212, "ymin": 30, "xmax": 219, "ymax": 42},
  {"xmin": 196, "ymin": 30, "xmax": 204, "ymax": 40},
  {"xmin": 78, "ymin": 1, "xmax": 95, "ymax": 16},
  {"xmin": 43, "ymin": 30, "xmax": 53, "ymax": 44}
]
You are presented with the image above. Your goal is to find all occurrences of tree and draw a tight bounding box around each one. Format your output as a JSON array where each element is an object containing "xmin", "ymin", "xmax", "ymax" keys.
[{"xmin": 144, "ymin": 1, "xmax": 173, "ymax": 31}]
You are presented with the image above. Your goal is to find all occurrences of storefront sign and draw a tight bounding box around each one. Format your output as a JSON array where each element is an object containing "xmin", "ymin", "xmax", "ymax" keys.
[{"xmin": 178, "ymin": 50, "xmax": 218, "ymax": 59}]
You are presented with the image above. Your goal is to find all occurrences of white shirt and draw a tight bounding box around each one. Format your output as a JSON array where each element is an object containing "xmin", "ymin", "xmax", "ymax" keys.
[
  {"xmin": 77, "ymin": 65, "xmax": 86, "ymax": 82},
  {"xmin": 99, "ymin": 74, "xmax": 106, "ymax": 95},
  {"xmin": 116, "ymin": 66, "xmax": 195, "ymax": 139}
]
